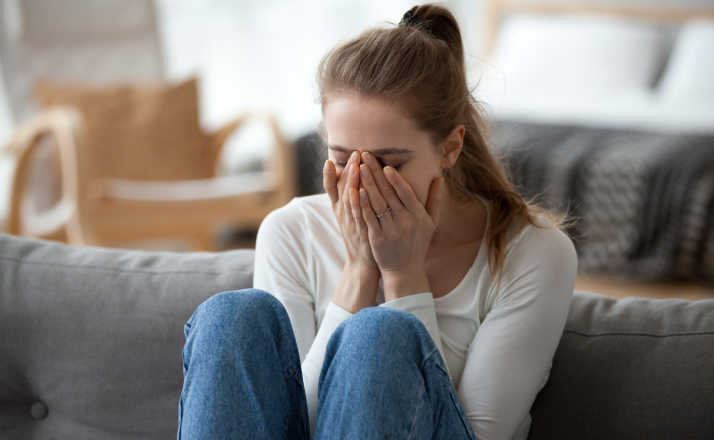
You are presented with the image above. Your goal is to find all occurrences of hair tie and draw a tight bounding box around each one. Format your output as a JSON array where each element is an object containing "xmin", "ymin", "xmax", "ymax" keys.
[
  {"xmin": 399, "ymin": 9, "xmax": 433, "ymax": 35},
  {"xmin": 399, "ymin": 9, "xmax": 417, "ymax": 27}
]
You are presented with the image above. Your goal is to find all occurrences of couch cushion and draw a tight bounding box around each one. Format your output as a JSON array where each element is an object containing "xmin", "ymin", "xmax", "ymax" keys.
[
  {"xmin": 0, "ymin": 233, "xmax": 254, "ymax": 439},
  {"xmin": 2, "ymin": 232, "xmax": 713, "ymax": 439},
  {"xmin": 528, "ymin": 291, "xmax": 714, "ymax": 439}
]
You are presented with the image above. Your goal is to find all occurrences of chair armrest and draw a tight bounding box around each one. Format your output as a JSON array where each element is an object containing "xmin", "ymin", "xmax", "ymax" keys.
[
  {"xmin": 208, "ymin": 113, "xmax": 251, "ymax": 156},
  {"xmin": 4, "ymin": 108, "xmax": 85, "ymax": 238},
  {"xmin": 208, "ymin": 111, "xmax": 296, "ymax": 205}
]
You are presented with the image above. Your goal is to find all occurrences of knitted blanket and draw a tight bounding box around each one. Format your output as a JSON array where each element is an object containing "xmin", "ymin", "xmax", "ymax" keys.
[{"xmin": 488, "ymin": 119, "xmax": 714, "ymax": 282}]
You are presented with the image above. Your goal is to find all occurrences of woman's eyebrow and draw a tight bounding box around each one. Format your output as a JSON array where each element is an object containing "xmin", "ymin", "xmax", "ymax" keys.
[{"xmin": 328, "ymin": 145, "xmax": 414, "ymax": 155}]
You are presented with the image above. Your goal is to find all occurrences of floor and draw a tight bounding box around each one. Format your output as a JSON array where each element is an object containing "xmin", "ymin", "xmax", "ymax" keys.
[{"xmin": 575, "ymin": 275, "xmax": 714, "ymax": 301}]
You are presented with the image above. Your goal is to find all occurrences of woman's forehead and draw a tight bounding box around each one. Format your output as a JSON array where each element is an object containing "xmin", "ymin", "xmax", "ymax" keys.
[
  {"xmin": 323, "ymin": 94, "xmax": 432, "ymax": 153},
  {"xmin": 324, "ymin": 94, "xmax": 414, "ymax": 129}
]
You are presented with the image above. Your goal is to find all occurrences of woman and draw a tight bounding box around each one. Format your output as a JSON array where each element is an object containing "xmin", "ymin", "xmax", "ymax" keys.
[{"xmin": 177, "ymin": 4, "xmax": 577, "ymax": 439}]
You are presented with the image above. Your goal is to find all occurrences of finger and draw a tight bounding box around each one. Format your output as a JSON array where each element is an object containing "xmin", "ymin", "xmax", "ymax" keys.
[
  {"xmin": 359, "ymin": 187, "xmax": 381, "ymax": 234},
  {"xmin": 359, "ymin": 164, "xmax": 388, "ymax": 213},
  {"xmin": 349, "ymin": 152, "xmax": 361, "ymax": 191},
  {"xmin": 323, "ymin": 160, "xmax": 338, "ymax": 205},
  {"xmin": 424, "ymin": 175, "xmax": 443, "ymax": 223},
  {"xmin": 336, "ymin": 163, "xmax": 346, "ymax": 200},
  {"xmin": 342, "ymin": 159, "xmax": 360, "ymax": 216},
  {"xmin": 383, "ymin": 166, "xmax": 422, "ymax": 213},
  {"xmin": 349, "ymin": 186, "xmax": 367, "ymax": 235},
  {"xmin": 359, "ymin": 163, "xmax": 396, "ymax": 234},
  {"xmin": 340, "ymin": 151, "xmax": 359, "ymax": 202},
  {"xmin": 361, "ymin": 151, "xmax": 405, "ymax": 212}
]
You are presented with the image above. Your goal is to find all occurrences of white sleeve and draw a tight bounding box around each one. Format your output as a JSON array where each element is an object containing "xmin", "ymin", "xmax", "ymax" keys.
[
  {"xmin": 378, "ymin": 292, "xmax": 449, "ymax": 378},
  {"xmin": 456, "ymin": 226, "xmax": 577, "ymax": 440},
  {"xmin": 252, "ymin": 201, "xmax": 353, "ymax": 437}
]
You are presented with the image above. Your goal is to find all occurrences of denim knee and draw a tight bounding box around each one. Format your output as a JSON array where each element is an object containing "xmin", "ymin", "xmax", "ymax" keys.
[
  {"xmin": 185, "ymin": 288, "xmax": 287, "ymax": 340},
  {"xmin": 337, "ymin": 307, "xmax": 427, "ymax": 354}
]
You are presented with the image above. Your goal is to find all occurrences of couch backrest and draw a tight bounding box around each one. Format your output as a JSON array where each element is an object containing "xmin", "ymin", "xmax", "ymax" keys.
[
  {"xmin": 0, "ymin": 233, "xmax": 254, "ymax": 439},
  {"xmin": 1, "ymin": 233, "xmax": 713, "ymax": 439},
  {"xmin": 528, "ymin": 291, "xmax": 714, "ymax": 439}
]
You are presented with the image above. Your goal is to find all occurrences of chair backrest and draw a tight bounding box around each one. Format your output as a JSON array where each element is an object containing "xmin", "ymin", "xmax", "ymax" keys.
[
  {"xmin": 34, "ymin": 77, "xmax": 214, "ymax": 182},
  {"xmin": 0, "ymin": 0, "xmax": 164, "ymax": 125},
  {"xmin": 0, "ymin": 0, "xmax": 167, "ymax": 225}
]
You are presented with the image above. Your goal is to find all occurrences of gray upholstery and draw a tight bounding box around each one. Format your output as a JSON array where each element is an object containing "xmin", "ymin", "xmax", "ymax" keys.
[
  {"xmin": 0, "ymin": 232, "xmax": 713, "ymax": 439},
  {"xmin": 529, "ymin": 291, "xmax": 714, "ymax": 439},
  {"xmin": 0, "ymin": 233, "xmax": 253, "ymax": 439}
]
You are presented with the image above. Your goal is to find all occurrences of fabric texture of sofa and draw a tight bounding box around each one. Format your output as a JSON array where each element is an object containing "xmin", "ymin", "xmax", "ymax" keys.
[{"xmin": 0, "ymin": 232, "xmax": 712, "ymax": 439}]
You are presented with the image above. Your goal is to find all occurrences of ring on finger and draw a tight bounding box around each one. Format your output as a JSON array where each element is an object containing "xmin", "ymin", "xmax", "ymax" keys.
[{"xmin": 376, "ymin": 207, "xmax": 392, "ymax": 219}]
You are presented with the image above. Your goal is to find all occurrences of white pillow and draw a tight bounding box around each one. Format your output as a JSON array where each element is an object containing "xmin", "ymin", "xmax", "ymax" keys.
[
  {"xmin": 483, "ymin": 13, "xmax": 667, "ymax": 99},
  {"xmin": 657, "ymin": 19, "xmax": 714, "ymax": 103}
]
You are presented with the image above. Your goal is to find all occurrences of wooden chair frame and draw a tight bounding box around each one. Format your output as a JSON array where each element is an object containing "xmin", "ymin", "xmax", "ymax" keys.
[{"xmin": 1, "ymin": 107, "xmax": 296, "ymax": 250}]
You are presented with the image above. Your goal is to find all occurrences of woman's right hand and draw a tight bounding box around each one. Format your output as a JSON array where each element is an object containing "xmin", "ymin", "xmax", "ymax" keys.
[
  {"xmin": 323, "ymin": 150, "xmax": 378, "ymax": 272},
  {"xmin": 323, "ymin": 150, "xmax": 380, "ymax": 313}
]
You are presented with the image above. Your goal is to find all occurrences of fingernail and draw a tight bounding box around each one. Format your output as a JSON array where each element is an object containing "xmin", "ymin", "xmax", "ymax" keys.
[
  {"xmin": 360, "ymin": 164, "xmax": 368, "ymax": 177},
  {"xmin": 350, "ymin": 151, "xmax": 357, "ymax": 161}
]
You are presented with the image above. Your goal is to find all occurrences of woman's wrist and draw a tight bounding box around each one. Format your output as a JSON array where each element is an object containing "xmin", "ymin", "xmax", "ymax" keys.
[
  {"xmin": 333, "ymin": 261, "xmax": 380, "ymax": 314},
  {"xmin": 381, "ymin": 267, "xmax": 430, "ymax": 301},
  {"xmin": 345, "ymin": 259, "xmax": 380, "ymax": 281}
]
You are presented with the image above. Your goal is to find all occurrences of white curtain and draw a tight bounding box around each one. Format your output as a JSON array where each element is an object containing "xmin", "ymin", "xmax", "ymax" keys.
[
  {"xmin": 156, "ymin": 0, "xmax": 487, "ymax": 140},
  {"xmin": 0, "ymin": 0, "xmax": 487, "ymax": 223}
]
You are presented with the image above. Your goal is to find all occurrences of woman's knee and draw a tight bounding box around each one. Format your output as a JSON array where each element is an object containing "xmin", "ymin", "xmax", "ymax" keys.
[
  {"xmin": 187, "ymin": 288, "xmax": 286, "ymax": 334},
  {"xmin": 339, "ymin": 307, "xmax": 425, "ymax": 349}
]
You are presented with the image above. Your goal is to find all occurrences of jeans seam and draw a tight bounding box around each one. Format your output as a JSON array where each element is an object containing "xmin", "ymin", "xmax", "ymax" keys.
[
  {"xmin": 421, "ymin": 347, "xmax": 443, "ymax": 373},
  {"xmin": 406, "ymin": 389, "xmax": 431, "ymax": 440},
  {"xmin": 422, "ymin": 349, "xmax": 476, "ymax": 439},
  {"xmin": 446, "ymin": 389, "xmax": 477, "ymax": 439}
]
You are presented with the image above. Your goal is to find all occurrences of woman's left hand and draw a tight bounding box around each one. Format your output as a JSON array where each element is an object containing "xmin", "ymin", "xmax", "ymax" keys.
[{"xmin": 357, "ymin": 151, "xmax": 443, "ymax": 298}]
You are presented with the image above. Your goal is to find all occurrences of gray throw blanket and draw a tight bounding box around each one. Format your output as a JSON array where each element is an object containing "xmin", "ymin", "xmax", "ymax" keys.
[{"xmin": 488, "ymin": 119, "xmax": 714, "ymax": 282}]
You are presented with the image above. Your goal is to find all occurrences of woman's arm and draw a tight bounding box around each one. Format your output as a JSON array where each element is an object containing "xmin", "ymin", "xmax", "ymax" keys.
[{"xmin": 457, "ymin": 225, "xmax": 577, "ymax": 440}]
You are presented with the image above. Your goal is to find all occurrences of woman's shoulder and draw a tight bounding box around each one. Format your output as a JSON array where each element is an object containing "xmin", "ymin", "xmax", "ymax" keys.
[
  {"xmin": 480, "ymin": 212, "xmax": 578, "ymax": 314},
  {"xmin": 258, "ymin": 193, "xmax": 333, "ymax": 236},
  {"xmin": 503, "ymin": 212, "xmax": 577, "ymax": 272}
]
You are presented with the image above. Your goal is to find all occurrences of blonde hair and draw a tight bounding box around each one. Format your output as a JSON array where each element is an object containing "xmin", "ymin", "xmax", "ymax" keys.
[{"xmin": 316, "ymin": 3, "xmax": 569, "ymax": 281}]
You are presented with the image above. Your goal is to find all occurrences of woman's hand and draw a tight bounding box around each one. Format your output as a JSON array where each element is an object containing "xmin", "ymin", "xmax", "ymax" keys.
[
  {"xmin": 357, "ymin": 151, "xmax": 443, "ymax": 299},
  {"xmin": 323, "ymin": 150, "xmax": 380, "ymax": 312},
  {"xmin": 323, "ymin": 150, "xmax": 378, "ymax": 271}
]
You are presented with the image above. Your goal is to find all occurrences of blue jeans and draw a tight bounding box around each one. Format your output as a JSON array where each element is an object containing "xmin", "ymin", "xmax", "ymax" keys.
[{"xmin": 177, "ymin": 288, "xmax": 478, "ymax": 439}]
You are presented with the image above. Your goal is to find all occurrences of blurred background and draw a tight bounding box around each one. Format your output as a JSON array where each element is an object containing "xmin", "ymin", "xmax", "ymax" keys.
[{"xmin": 1, "ymin": 0, "xmax": 713, "ymax": 299}]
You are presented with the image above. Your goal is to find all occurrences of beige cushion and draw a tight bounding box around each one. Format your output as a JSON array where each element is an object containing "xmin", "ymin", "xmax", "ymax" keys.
[{"xmin": 34, "ymin": 77, "xmax": 212, "ymax": 181}]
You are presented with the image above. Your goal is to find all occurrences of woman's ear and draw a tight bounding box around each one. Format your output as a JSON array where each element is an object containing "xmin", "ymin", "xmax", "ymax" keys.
[{"xmin": 440, "ymin": 124, "xmax": 465, "ymax": 170}]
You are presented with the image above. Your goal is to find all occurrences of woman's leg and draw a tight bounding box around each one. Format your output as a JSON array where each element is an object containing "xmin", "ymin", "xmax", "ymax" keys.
[
  {"xmin": 315, "ymin": 306, "xmax": 478, "ymax": 440},
  {"xmin": 177, "ymin": 289, "xmax": 310, "ymax": 440}
]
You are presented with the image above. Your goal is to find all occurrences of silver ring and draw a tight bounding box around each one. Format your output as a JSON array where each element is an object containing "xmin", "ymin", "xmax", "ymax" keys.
[{"xmin": 376, "ymin": 207, "xmax": 392, "ymax": 219}]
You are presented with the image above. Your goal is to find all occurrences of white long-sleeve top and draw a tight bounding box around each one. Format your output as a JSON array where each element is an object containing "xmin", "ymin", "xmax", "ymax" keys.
[{"xmin": 253, "ymin": 193, "xmax": 577, "ymax": 440}]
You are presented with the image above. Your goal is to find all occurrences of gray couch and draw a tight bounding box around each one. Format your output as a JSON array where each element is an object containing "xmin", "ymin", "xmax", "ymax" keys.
[{"xmin": 1, "ymin": 232, "xmax": 712, "ymax": 439}]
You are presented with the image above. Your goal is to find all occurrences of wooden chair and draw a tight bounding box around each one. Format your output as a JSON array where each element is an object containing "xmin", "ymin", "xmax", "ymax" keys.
[{"xmin": 0, "ymin": 87, "xmax": 296, "ymax": 251}]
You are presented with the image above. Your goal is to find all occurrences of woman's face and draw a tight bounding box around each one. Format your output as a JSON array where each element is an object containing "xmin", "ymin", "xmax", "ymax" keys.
[{"xmin": 322, "ymin": 92, "xmax": 444, "ymax": 206}]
